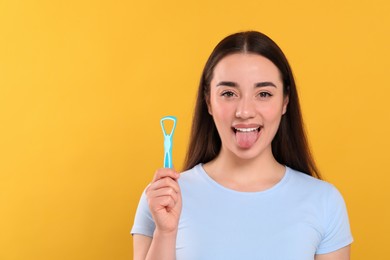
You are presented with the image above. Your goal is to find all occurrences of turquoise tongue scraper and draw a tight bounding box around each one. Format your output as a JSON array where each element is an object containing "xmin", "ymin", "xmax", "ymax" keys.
[{"xmin": 160, "ymin": 116, "xmax": 177, "ymax": 168}]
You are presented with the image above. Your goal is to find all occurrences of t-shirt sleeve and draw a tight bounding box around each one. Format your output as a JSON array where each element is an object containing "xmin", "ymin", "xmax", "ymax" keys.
[
  {"xmin": 316, "ymin": 185, "xmax": 353, "ymax": 254},
  {"xmin": 131, "ymin": 188, "xmax": 155, "ymax": 237}
]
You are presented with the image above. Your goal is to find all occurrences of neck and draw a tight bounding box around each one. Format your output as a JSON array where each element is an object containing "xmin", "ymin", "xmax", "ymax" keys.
[{"xmin": 203, "ymin": 147, "xmax": 286, "ymax": 192}]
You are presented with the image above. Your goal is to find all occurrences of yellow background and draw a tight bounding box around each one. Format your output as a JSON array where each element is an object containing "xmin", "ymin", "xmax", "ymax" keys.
[{"xmin": 1, "ymin": 0, "xmax": 389, "ymax": 259}]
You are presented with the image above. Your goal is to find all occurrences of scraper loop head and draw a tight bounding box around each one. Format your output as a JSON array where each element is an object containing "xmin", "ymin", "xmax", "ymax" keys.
[{"xmin": 160, "ymin": 116, "xmax": 177, "ymax": 168}]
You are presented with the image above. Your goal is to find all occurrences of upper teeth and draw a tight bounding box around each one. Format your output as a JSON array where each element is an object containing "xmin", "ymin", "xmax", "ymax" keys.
[{"xmin": 235, "ymin": 127, "xmax": 258, "ymax": 132}]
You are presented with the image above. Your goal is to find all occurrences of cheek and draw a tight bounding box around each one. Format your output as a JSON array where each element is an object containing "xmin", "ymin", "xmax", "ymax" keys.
[
  {"xmin": 209, "ymin": 94, "xmax": 234, "ymax": 118},
  {"xmin": 261, "ymin": 103, "xmax": 285, "ymax": 123},
  {"xmin": 209, "ymin": 101, "xmax": 235, "ymax": 130},
  {"xmin": 213, "ymin": 103, "xmax": 233, "ymax": 121}
]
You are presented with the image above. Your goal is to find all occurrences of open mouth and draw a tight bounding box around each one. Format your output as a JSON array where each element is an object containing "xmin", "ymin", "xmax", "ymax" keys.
[{"xmin": 232, "ymin": 126, "xmax": 262, "ymax": 149}]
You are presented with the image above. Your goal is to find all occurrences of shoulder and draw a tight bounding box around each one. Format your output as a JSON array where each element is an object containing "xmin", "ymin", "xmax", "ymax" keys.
[
  {"xmin": 286, "ymin": 167, "xmax": 345, "ymax": 204},
  {"xmin": 287, "ymin": 168, "xmax": 351, "ymax": 240},
  {"xmin": 177, "ymin": 164, "xmax": 217, "ymax": 197},
  {"xmin": 288, "ymin": 167, "xmax": 337, "ymax": 191},
  {"xmin": 178, "ymin": 164, "xmax": 204, "ymax": 184}
]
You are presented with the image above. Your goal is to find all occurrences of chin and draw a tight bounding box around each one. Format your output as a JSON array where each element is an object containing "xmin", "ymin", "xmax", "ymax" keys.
[{"xmin": 231, "ymin": 148, "xmax": 265, "ymax": 161}]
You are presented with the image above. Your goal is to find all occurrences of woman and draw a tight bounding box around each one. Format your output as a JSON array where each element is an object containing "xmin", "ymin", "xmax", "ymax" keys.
[{"xmin": 132, "ymin": 31, "xmax": 353, "ymax": 260}]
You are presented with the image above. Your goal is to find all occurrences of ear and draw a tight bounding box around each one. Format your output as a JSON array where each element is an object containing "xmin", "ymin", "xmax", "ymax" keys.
[{"xmin": 282, "ymin": 95, "xmax": 289, "ymax": 115}]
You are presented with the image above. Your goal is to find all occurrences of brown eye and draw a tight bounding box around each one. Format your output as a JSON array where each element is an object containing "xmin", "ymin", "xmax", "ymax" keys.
[
  {"xmin": 259, "ymin": 92, "xmax": 272, "ymax": 98},
  {"xmin": 221, "ymin": 91, "xmax": 235, "ymax": 98}
]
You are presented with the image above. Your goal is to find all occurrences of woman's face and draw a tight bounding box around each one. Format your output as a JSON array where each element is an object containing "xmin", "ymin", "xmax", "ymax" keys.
[{"xmin": 207, "ymin": 53, "xmax": 289, "ymax": 161}]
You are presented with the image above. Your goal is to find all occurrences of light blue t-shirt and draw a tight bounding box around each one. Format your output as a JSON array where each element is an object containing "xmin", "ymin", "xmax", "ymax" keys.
[{"xmin": 131, "ymin": 164, "xmax": 353, "ymax": 259}]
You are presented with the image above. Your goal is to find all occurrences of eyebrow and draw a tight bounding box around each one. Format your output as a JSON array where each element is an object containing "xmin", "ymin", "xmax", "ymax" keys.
[
  {"xmin": 216, "ymin": 81, "xmax": 277, "ymax": 88},
  {"xmin": 216, "ymin": 81, "xmax": 237, "ymax": 87},
  {"xmin": 255, "ymin": 82, "xmax": 277, "ymax": 88}
]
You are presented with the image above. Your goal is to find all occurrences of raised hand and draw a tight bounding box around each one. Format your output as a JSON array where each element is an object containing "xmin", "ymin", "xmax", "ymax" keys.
[{"xmin": 146, "ymin": 168, "xmax": 182, "ymax": 234}]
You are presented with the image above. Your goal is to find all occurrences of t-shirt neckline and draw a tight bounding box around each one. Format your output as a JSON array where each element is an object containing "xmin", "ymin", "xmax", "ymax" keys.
[{"xmin": 196, "ymin": 163, "xmax": 291, "ymax": 196}]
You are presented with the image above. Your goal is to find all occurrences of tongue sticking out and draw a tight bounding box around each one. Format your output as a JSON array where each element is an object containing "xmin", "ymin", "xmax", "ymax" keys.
[{"xmin": 235, "ymin": 130, "xmax": 259, "ymax": 149}]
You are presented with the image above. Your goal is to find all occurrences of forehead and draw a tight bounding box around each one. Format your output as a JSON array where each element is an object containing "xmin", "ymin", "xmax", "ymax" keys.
[{"xmin": 212, "ymin": 53, "xmax": 282, "ymax": 82}]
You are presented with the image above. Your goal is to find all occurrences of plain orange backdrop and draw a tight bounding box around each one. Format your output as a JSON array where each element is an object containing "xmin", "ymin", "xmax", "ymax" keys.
[{"xmin": 0, "ymin": 0, "xmax": 389, "ymax": 259}]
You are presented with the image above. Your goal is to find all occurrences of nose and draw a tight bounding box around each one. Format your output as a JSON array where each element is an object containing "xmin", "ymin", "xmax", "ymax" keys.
[{"xmin": 235, "ymin": 96, "xmax": 256, "ymax": 119}]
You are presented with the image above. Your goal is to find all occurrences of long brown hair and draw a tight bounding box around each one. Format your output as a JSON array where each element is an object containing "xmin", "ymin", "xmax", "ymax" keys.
[{"xmin": 183, "ymin": 31, "xmax": 321, "ymax": 179}]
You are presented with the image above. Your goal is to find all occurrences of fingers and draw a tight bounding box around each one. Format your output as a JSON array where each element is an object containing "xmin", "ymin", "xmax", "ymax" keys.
[
  {"xmin": 148, "ymin": 190, "xmax": 178, "ymax": 212},
  {"xmin": 146, "ymin": 168, "xmax": 183, "ymax": 232},
  {"xmin": 146, "ymin": 168, "xmax": 181, "ymax": 211},
  {"xmin": 151, "ymin": 168, "xmax": 180, "ymax": 183},
  {"xmin": 148, "ymin": 175, "xmax": 180, "ymax": 194},
  {"xmin": 147, "ymin": 187, "xmax": 179, "ymax": 205}
]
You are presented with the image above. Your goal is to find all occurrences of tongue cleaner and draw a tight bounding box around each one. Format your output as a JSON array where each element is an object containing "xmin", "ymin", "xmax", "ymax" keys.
[{"xmin": 160, "ymin": 116, "xmax": 177, "ymax": 168}]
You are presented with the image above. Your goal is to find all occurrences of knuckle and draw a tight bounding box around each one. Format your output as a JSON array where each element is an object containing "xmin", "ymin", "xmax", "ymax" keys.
[
  {"xmin": 163, "ymin": 177, "xmax": 172, "ymax": 185},
  {"xmin": 163, "ymin": 196, "xmax": 173, "ymax": 206},
  {"xmin": 154, "ymin": 169, "xmax": 162, "ymax": 179},
  {"xmin": 167, "ymin": 187, "xmax": 175, "ymax": 195}
]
